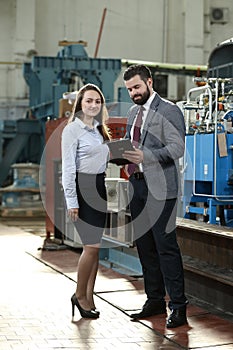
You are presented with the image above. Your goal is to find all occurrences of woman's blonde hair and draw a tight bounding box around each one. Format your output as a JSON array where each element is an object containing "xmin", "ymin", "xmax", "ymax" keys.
[{"xmin": 67, "ymin": 84, "xmax": 111, "ymax": 141}]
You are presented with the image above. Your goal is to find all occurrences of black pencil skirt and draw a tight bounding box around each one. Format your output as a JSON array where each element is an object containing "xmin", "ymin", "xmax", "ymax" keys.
[{"xmin": 73, "ymin": 172, "xmax": 107, "ymax": 245}]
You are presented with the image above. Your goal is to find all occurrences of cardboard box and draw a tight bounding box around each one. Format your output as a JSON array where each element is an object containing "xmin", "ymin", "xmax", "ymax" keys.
[
  {"xmin": 58, "ymin": 99, "xmax": 74, "ymax": 118},
  {"xmin": 218, "ymin": 132, "xmax": 228, "ymax": 157}
]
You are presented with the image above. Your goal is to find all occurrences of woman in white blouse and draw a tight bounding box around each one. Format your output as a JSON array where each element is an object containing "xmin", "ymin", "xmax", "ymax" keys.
[{"xmin": 62, "ymin": 84, "xmax": 110, "ymax": 319}]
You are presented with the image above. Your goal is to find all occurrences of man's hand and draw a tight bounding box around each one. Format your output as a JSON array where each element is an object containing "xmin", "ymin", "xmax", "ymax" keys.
[
  {"xmin": 123, "ymin": 148, "xmax": 144, "ymax": 164},
  {"xmin": 68, "ymin": 208, "xmax": 79, "ymax": 221}
]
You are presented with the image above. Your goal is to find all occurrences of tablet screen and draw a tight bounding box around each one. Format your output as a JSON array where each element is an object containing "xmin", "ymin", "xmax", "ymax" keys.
[{"xmin": 106, "ymin": 139, "xmax": 134, "ymax": 165}]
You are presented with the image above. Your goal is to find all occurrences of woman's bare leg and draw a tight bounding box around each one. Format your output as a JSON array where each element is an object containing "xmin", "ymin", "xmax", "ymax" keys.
[
  {"xmin": 75, "ymin": 244, "xmax": 99, "ymax": 310},
  {"xmin": 86, "ymin": 251, "xmax": 99, "ymax": 309}
]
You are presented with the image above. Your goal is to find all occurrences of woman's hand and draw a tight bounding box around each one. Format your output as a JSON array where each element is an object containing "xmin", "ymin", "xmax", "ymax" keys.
[{"xmin": 68, "ymin": 208, "xmax": 79, "ymax": 221}]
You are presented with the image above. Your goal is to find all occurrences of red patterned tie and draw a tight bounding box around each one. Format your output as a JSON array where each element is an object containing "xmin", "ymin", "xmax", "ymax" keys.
[{"xmin": 128, "ymin": 106, "xmax": 144, "ymax": 176}]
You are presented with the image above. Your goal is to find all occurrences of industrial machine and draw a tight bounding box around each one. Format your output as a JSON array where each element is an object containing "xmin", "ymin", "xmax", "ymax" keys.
[
  {"xmin": 0, "ymin": 43, "xmax": 122, "ymax": 188},
  {"xmin": 0, "ymin": 43, "xmax": 123, "ymax": 221},
  {"xmin": 181, "ymin": 38, "xmax": 233, "ymax": 225}
]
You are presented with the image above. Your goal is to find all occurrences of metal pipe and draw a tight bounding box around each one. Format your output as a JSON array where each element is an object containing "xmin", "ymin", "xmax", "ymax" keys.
[
  {"xmin": 187, "ymin": 85, "xmax": 212, "ymax": 104},
  {"xmin": 186, "ymin": 84, "xmax": 212, "ymax": 135},
  {"xmin": 121, "ymin": 59, "xmax": 207, "ymax": 72},
  {"xmin": 162, "ymin": 0, "xmax": 168, "ymax": 62},
  {"xmin": 94, "ymin": 7, "xmax": 107, "ymax": 58},
  {"xmin": 0, "ymin": 61, "xmax": 22, "ymax": 65},
  {"xmin": 214, "ymin": 79, "xmax": 218, "ymax": 197},
  {"xmin": 190, "ymin": 82, "xmax": 232, "ymax": 199}
]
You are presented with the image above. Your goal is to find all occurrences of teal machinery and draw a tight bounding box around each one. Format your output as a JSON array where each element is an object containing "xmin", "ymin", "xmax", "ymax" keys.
[
  {"xmin": 0, "ymin": 44, "xmax": 121, "ymax": 187},
  {"xmin": 181, "ymin": 38, "xmax": 233, "ymax": 226}
]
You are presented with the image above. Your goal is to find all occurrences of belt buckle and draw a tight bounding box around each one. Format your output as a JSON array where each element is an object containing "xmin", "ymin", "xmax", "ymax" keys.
[{"xmin": 134, "ymin": 172, "xmax": 143, "ymax": 180}]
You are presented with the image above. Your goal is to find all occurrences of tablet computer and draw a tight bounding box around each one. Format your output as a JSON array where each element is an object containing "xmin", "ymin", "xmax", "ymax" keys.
[{"xmin": 106, "ymin": 138, "xmax": 134, "ymax": 165}]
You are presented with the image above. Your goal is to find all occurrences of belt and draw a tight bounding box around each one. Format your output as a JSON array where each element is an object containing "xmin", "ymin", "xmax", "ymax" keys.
[
  {"xmin": 131, "ymin": 172, "xmax": 144, "ymax": 180},
  {"xmin": 76, "ymin": 172, "xmax": 105, "ymax": 177}
]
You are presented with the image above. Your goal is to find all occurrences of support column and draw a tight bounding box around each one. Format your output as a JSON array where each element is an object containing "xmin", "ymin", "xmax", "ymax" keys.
[
  {"xmin": 10, "ymin": 0, "xmax": 36, "ymax": 103},
  {"xmin": 184, "ymin": 0, "xmax": 205, "ymax": 92}
]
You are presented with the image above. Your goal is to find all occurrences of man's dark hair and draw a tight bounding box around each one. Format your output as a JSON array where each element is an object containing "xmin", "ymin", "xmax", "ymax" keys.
[{"xmin": 123, "ymin": 64, "xmax": 152, "ymax": 83}]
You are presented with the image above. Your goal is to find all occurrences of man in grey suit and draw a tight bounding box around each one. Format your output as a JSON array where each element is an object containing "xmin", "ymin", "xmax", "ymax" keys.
[{"xmin": 122, "ymin": 65, "xmax": 188, "ymax": 328}]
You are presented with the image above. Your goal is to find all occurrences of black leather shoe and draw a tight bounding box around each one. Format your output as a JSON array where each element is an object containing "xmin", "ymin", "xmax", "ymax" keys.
[
  {"xmin": 130, "ymin": 300, "xmax": 166, "ymax": 319},
  {"xmin": 166, "ymin": 306, "xmax": 187, "ymax": 328}
]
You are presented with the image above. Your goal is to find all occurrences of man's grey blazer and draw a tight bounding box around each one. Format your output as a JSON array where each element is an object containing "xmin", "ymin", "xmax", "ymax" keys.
[{"xmin": 125, "ymin": 93, "xmax": 185, "ymax": 200}]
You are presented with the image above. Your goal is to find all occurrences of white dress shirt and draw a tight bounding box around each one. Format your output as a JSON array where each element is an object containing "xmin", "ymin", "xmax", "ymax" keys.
[
  {"xmin": 62, "ymin": 118, "xmax": 109, "ymax": 209},
  {"xmin": 130, "ymin": 92, "xmax": 156, "ymax": 171}
]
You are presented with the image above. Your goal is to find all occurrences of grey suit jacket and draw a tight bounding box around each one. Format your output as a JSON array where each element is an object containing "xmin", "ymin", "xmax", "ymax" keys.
[{"xmin": 125, "ymin": 93, "xmax": 185, "ymax": 200}]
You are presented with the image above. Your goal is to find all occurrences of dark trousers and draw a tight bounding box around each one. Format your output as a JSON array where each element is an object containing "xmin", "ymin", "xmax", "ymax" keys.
[{"xmin": 128, "ymin": 177, "xmax": 187, "ymax": 310}]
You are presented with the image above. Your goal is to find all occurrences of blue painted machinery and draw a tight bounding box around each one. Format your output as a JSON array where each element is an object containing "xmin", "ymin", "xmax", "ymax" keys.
[
  {"xmin": 23, "ymin": 44, "xmax": 121, "ymax": 119},
  {"xmin": 0, "ymin": 44, "xmax": 121, "ymax": 187},
  {"xmin": 184, "ymin": 132, "xmax": 233, "ymax": 225},
  {"xmin": 182, "ymin": 38, "xmax": 233, "ymax": 225}
]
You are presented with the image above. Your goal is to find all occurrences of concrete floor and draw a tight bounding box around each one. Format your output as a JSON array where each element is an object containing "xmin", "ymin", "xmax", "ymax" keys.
[{"xmin": 0, "ymin": 219, "xmax": 233, "ymax": 349}]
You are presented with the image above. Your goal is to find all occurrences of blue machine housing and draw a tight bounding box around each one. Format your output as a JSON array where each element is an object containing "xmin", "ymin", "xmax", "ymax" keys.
[
  {"xmin": 183, "ymin": 133, "xmax": 233, "ymax": 224},
  {"xmin": 23, "ymin": 44, "xmax": 122, "ymax": 119},
  {"xmin": 185, "ymin": 133, "xmax": 233, "ymax": 195}
]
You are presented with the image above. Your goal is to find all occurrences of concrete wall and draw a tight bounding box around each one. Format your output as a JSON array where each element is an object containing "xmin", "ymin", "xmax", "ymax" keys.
[
  {"xmin": 0, "ymin": 0, "xmax": 233, "ymax": 119},
  {"xmin": 34, "ymin": 0, "xmax": 168, "ymax": 61}
]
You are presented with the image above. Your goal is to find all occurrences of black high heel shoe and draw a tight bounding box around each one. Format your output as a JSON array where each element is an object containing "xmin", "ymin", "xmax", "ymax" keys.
[
  {"xmin": 92, "ymin": 308, "xmax": 100, "ymax": 316},
  {"xmin": 71, "ymin": 294, "xmax": 99, "ymax": 319}
]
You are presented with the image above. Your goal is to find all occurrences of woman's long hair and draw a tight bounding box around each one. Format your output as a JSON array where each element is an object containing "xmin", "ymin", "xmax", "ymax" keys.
[{"xmin": 67, "ymin": 84, "xmax": 111, "ymax": 141}]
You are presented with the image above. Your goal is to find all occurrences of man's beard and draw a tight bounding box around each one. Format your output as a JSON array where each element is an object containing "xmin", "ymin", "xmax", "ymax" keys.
[{"xmin": 132, "ymin": 85, "xmax": 150, "ymax": 105}]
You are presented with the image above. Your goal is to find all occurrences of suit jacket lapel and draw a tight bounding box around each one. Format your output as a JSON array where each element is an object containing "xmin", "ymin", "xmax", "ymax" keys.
[
  {"xmin": 140, "ymin": 94, "xmax": 160, "ymax": 144},
  {"xmin": 127, "ymin": 106, "xmax": 141, "ymax": 135}
]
